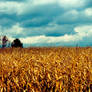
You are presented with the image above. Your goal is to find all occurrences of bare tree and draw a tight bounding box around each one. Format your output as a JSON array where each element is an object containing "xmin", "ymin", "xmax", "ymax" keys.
[{"xmin": 2, "ymin": 36, "xmax": 8, "ymax": 48}]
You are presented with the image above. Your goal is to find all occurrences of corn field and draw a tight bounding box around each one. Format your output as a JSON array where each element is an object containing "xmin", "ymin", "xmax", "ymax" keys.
[{"xmin": 0, "ymin": 47, "xmax": 92, "ymax": 92}]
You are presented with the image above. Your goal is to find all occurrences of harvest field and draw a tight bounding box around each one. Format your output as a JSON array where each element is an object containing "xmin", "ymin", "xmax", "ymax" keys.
[{"xmin": 0, "ymin": 47, "xmax": 92, "ymax": 92}]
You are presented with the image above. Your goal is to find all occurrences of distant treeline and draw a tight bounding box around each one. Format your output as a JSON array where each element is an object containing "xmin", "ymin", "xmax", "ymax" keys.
[{"xmin": 0, "ymin": 36, "xmax": 23, "ymax": 48}]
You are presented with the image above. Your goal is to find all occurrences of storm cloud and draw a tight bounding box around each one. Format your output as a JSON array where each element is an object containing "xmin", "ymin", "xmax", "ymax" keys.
[{"xmin": 0, "ymin": 0, "xmax": 92, "ymax": 47}]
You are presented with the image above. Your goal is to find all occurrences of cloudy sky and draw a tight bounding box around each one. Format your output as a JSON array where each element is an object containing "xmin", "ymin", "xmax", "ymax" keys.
[{"xmin": 0, "ymin": 0, "xmax": 92, "ymax": 47}]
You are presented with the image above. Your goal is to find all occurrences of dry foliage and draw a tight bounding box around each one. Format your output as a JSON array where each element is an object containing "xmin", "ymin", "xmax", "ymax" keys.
[{"xmin": 0, "ymin": 47, "xmax": 92, "ymax": 92}]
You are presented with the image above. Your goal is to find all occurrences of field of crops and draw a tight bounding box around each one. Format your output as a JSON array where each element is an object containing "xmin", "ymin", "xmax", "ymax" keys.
[{"xmin": 0, "ymin": 47, "xmax": 92, "ymax": 92}]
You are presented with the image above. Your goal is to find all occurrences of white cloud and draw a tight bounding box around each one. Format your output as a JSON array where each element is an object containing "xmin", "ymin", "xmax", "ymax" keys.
[
  {"xmin": 20, "ymin": 35, "xmax": 49, "ymax": 44},
  {"xmin": 21, "ymin": 0, "xmax": 87, "ymax": 15},
  {"xmin": 75, "ymin": 25, "xmax": 92, "ymax": 37},
  {"xmin": 19, "ymin": 35, "xmax": 74, "ymax": 44},
  {"xmin": 17, "ymin": 33, "xmax": 81, "ymax": 46},
  {"xmin": 19, "ymin": 25, "xmax": 92, "ymax": 46},
  {"xmin": 54, "ymin": 7, "xmax": 92, "ymax": 24},
  {"xmin": 0, "ymin": 23, "xmax": 24, "ymax": 37},
  {"xmin": 0, "ymin": 0, "xmax": 87, "ymax": 15},
  {"xmin": 32, "ymin": 0, "xmax": 56, "ymax": 5},
  {"xmin": 55, "ymin": 9, "xmax": 79, "ymax": 23},
  {"xmin": 0, "ymin": 23, "xmax": 92, "ymax": 46},
  {"xmin": 84, "ymin": 8, "xmax": 92, "ymax": 16},
  {"xmin": 10, "ymin": 23, "xmax": 23, "ymax": 34},
  {"xmin": 59, "ymin": 0, "xmax": 86, "ymax": 8},
  {"xmin": 0, "ymin": 1, "xmax": 23, "ymax": 14},
  {"xmin": 32, "ymin": 0, "xmax": 86, "ymax": 8}
]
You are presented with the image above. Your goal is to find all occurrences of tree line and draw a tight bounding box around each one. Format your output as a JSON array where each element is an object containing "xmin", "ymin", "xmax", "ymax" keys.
[{"xmin": 0, "ymin": 36, "xmax": 23, "ymax": 48}]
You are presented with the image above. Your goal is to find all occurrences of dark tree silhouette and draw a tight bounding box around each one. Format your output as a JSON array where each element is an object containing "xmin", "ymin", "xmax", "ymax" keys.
[
  {"xmin": 2, "ymin": 36, "xmax": 8, "ymax": 48},
  {"xmin": 11, "ymin": 38, "xmax": 23, "ymax": 48}
]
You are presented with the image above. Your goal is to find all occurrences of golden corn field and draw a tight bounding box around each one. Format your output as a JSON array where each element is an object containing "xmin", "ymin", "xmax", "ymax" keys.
[{"xmin": 0, "ymin": 47, "xmax": 92, "ymax": 92}]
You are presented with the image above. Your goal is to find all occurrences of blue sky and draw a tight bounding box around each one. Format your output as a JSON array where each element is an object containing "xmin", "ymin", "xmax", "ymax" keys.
[{"xmin": 0, "ymin": 0, "xmax": 92, "ymax": 47}]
